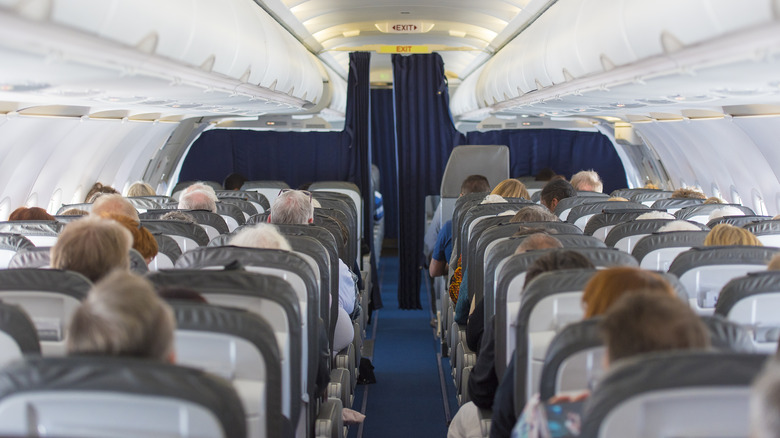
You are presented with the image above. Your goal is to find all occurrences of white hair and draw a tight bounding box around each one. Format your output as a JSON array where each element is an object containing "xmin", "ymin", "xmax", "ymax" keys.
[
  {"xmin": 229, "ymin": 223, "xmax": 292, "ymax": 251},
  {"xmin": 657, "ymin": 220, "xmax": 702, "ymax": 232},
  {"xmin": 312, "ymin": 198, "xmax": 321, "ymax": 209},
  {"xmin": 481, "ymin": 194, "xmax": 507, "ymax": 204},
  {"xmin": 570, "ymin": 170, "xmax": 603, "ymax": 193},
  {"xmin": 636, "ymin": 211, "xmax": 675, "ymax": 220},
  {"xmin": 498, "ymin": 210, "xmax": 516, "ymax": 217},
  {"xmin": 751, "ymin": 361, "xmax": 780, "ymax": 438},
  {"xmin": 178, "ymin": 190, "xmax": 217, "ymax": 213},
  {"xmin": 271, "ymin": 190, "xmax": 314, "ymax": 225},
  {"xmin": 708, "ymin": 206, "xmax": 746, "ymax": 222},
  {"xmin": 182, "ymin": 182, "xmax": 217, "ymax": 199}
]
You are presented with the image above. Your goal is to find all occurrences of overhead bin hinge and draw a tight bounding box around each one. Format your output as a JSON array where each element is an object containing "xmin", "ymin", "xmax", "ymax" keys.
[
  {"xmin": 562, "ymin": 68, "xmax": 576, "ymax": 82},
  {"xmin": 14, "ymin": 0, "xmax": 53, "ymax": 21},
  {"xmin": 660, "ymin": 31, "xmax": 685, "ymax": 54},
  {"xmin": 199, "ymin": 55, "xmax": 216, "ymax": 73},
  {"xmin": 136, "ymin": 33, "xmax": 159, "ymax": 55},
  {"xmin": 600, "ymin": 55, "xmax": 616, "ymax": 72},
  {"xmin": 239, "ymin": 67, "xmax": 251, "ymax": 83}
]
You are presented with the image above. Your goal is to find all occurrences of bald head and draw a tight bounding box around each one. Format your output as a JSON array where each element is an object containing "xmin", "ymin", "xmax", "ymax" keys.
[
  {"xmin": 91, "ymin": 194, "xmax": 139, "ymax": 222},
  {"xmin": 514, "ymin": 233, "xmax": 563, "ymax": 255}
]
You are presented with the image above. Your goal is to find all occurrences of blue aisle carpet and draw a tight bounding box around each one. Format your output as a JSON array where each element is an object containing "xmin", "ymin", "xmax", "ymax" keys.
[{"xmin": 350, "ymin": 255, "xmax": 459, "ymax": 438}]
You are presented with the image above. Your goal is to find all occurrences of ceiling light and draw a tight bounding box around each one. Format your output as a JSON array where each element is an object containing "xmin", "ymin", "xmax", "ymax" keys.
[
  {"xmin": 343, "ymin": 30, "xmax": 360, "ymax": 38},
  {"xmin": 449, "ymin": 30, "xmax": 466, "ymax": 38}
]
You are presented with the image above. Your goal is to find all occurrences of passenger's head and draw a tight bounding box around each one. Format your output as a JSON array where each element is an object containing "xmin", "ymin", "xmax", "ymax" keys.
[
  {"xmin": 59, "ymin": 208, "xmax": 88, "ymax": 216},
  {"xmin": 126, "ymin": 181, "xmax": 155, "ymax": 197},
  {"xmin": 643, "ymin": 182, "xmax": 660, "ymax": 190},
  {"xmin": 768, "ymin": 254, "xmax": 780, "ymax": 271},
  {"xmin": 704, "ymin": 223, "xmax": 762, "ymax": 247},
  {"xmin": 229, "ymin": 223, "xmax": 292, "ymax": 250},
  {"xmin": 178, "ymin": 190, "xmax": 217, "ymax": 213},
  {"xmin": 51, "ymin": 216, "xmax": 133, "ymax": 283},
  {"xmin": 491, "ymin": 179, "xmax": 530, "ymax": 199},
  {"xmin": 182, "ymin": 182, "xmax": 217, "ymax": 198},
  {"xmin": 270, "ymin": 190, "xmax": 313, "ymax": 224},
  {"xmin": 704, "ymin": 196, "xmax": 725, "ymax": 205},
  {"xmin": 510, "ymin": 205, "xmax": 559, "ymax": 223},
  {"xmin": 570, "ymin": 170, "xmax": 603, "ymax": 193},
  {"xmin": 535, "ymin": 168, "xmax": 556, "ymax": 182},
  {"xmin": 751, "ymin": 360, "xmax": 780, "ymax": 438},
  {"xmin": 460, "ymin": 175, "xmax": 491, "ymax": 196},
  {"xmin": 480, "ymin": 194, "xmax": 507, "ymax": 204},
  {"xmin": 67, "ymin": 271, "xmax": 175, "ymax": 362},
  {"xmin": 514, "ymin": 233, "xmax": 563, "ymax": 255},
  {"xmin": 582, "ymin": 267, "xmax": 675, "ymax": 318},
  {"xmin": 524, "ymin": 250, "xmax": 595, "ymax": 287},
  {"xmin": 8, "ymin": 207, "xmax": 55, "ymax": 221},
  {"xmin": 607, "ymin": 196, "xmax": 629, "ymax": 202},
  {"xmin": 656, "ymin": 220, "xmax": 702, "ymax": 232},
  {"xmin": 635, "ymin": 211, "xmax": 675, "ymax": 220},
  {"xmin": 101, "ymin": 213, "xmax": 159, "ymax": 264},
  {"xmin": 160, "ymin": 210, "xmax": 197, "ymax": 224},
  {"xmin": 85, "ymin": 182, "xmax": 119, "ymax": 203},
  {"xmin": 671, "ymin": 187, "xmax": 706, "ymax": 200},
  {"xmin": 223, "ymin": 173, "xmax": 248, "ymax": 191},
  {"xmin": 540, "ymin": 179, "xmax": 576, "ymax": 212},
  {"xmin": 708, "ymin": 206, "xmax": 746, "ymax": 223},
  {"xmin": 599, "ymin": 291, "xmax": 709, "ymax": 364},
  {"xmin": 91, "ymin": 194, "xmax": 139, "ymax": 222}
]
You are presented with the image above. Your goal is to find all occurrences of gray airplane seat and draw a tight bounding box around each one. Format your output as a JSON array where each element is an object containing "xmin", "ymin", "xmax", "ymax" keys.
[
  {"xmin": 605, "ymin": 219, "xmax": 706, "ymax": 254},
  {"xmin": 580, "ymin": 352, "xmax": 767, "ymax": 438},
  {"xmin": 632, "ymin": 230, "xmax": 709, "ymax": 271},
  {"xmin": 240, "ymin": 180, "xmax": 290, "ymax": 206},
  {"xmin": 128, "ymin": 248, "xmax": 149, "ymax": 274},
  {"xmin": 0, "ymin": 356, "xmax": 246, "ymax": 438},
  {"xmin": 0, "ymin": 302, "xmax": 40, "ymax": 367},
  {"xmin": 125, "ymin": 196, "xmax": 162, "ymax": 213},
  {"xmin": 627, "ymin": 190, "xmax": 674, "ymax": 205},
  {"xmin": 700, "ymin": 314, "xmax": 755, "ymax": 353},
  {"xmin": 583, "ymin": 209, "xmax": 662, "ymax": 241},
  {"xmin": 129, "ymin": 195, "xmax": 176, "ymax": 205},
  {"xmin": 0, "ymin": 269, "xmax": 90, "ymax": 356},
  {"xmin": 170, "ymin": 301, "xmax": 284, "ymax": 438},
  {"xmin": 716, "ymin": 271, "xmax": 780, "ymax": 353},
  {"xmin": 248, "ymin": 212, "xmax": 271, "ymax": 224},
  {"xmin": 707, "ymin": 214, "xmax": 771, "ymax": 229},
  {"xmin": 502, "ymin": 269, "xmax": 597, "ymax": 409},
  {"xmin": 150, "ymin": 233, "xmax": 183, "ymax": 270},
  {"xmin": 313, "ymin": 211, "xmax": 351, "ymax": 265},
  {"xmin": 8, "ymin": 247, "xmax": 52, "ymax": 269},
  {"xmin": 310, "ymin": 182, "xmax": 362, "ymax": 241},
  {"xmin": 0, "ymin": 220, "xmax": 63, "ymax": 247},
  {"xmin": 439, "ymin": 145, "xmax": 510, "ymax": 230},
  {"xmin": 459, "ymin": 202, "xmax": 532, "ymax": 264},
  {"xmin": 649, "ymin": 198, "xmax": 704, "ymax": 214},
  {"xmin": 215, "ymin": 202, "xmax": 247, "ymax": 231},
  {"xmin": 576, "ymin": 191, "xmax": 610, "ymax": 199},
  {"xmin": 140, "ymin": 219, "xmax": 209, "ymax": 253},
  {"xmin": 0, "ymin": 234, "xmax": 34, "ymax": 268},
  {"xmin": 745, "ymin": 220, "xmax": 780, "ymax": 247},
  {"xmin": 56, "ymin": 203, "xmax": 93, "ymax": 215},
  {"xmin": 675, "ymin": 203, "xmax": 755, "ymax": 225},
  {"xmin": 553, "ymin": 196, "xmax": 604, "ymax": 221},
  {"xmin": 566, "ymin": 201, "xmax": 648, "ymax": 231},
  {"xmin": 313, "ymin": 198, "xmax": 358, "ymax": 267},
  {"xmin": 172, "ymin": 180, "xmax": 223, "ymax": 195},
  {"xmin": 668, "ymin": 246, "xmax": 780, "ymax": 315},
  {"xmin": 218, "ymin": 197, "xmax": 259, "ymax": 219},
  {"xmin": 141, "ymin": 209, "xmax": 229, "ymax": 240},
  {"xmin": 217, "ymin": 190, "xmax": 270, "ymax": 213},
  {"xmin": 147, "ymin": 269, "xmax": 303, "ymax": 431},
  {"xmin": 450, "ymin": 192, "xmax": 491, "ymax": 259}
]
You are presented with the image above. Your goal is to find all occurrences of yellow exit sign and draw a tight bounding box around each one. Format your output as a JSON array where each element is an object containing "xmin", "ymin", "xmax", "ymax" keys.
[{"xmin": 378, "ymin": 45, "xmax": 430, "ymax": 54}]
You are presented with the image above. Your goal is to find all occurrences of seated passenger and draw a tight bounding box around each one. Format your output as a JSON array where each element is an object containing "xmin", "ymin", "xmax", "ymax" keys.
[
  {"xmin": 59, "ymin": 208, "xmax": 88, "ymax": 216},
  {"xmin": 67, "ymin": 270, "xmax": 175, "ymax": 362},
  {"xmin": 230, "ymin": 223, "xmax": 292, "ymax": 251},
  {"xmin": 535, "ymin": 168, "xmax": 557, "ymax": 182},
  {"xmin": 704, "ymin": 223, "xmax": 762, "ymax": 247},
  {"xmin": 540, "ymin": 179, "xmax": 576, "ymax": 213},
  {"xmin": 656, "ymin": 220, "xmax": 702, "ymax": 232},
  {"xmin": 91, "ymin": 194, "xmax": 140, "ymax": 222},
  {"xmin": 50, "ymin": 216, "xmax": 132, "ymax": 283},
  {"xmin": 768, "ymin": 254, "xmax": 780, "ymax": 271},
  {"xmin": 708, "ymin": 205, "xmax": 746, "ymax": 223},
  {"xmin": 635, "ymin": 211, "xmax": 675, "ymax": 220},
  {"xmin": 509, "ymin": 205, "xmax": 559, "ymax": 223},
  {"xmin": 178, "ymin": 189, "xmax": 217, "ymax": 213},
  {"xmin": 8, "ymin": 206, "xmax": 55, "ymax": 221},
  {"xmin": 126, "ymin": 181, "xmax": 156, "ymax": 197},
  {"xmin": 704, "ymin": 196, "xmax": 725, "ymax": 204},
  {"xmin": 101, "ymin": 213, "xmax": 159, "ymax": 265},
  {"xmin": 570, "ymin": 170, "xmax": 603, "ymax": 193},
  {"xmin": 751, "ymin": 359, "xmax": 780, "ymax": 438},
  {"xmin": 84, "ymin": 182, "xmax": 119, "ymax": 203},
  {"xmin": 161, "ymin": 210, "xmax": 198, "ymax": 224},
  {"xmin": 223, "ymin": 172, "xmax": 248, "ymax": 191},
  {"xmin": 511, "ymin": 291, "xmax": 710, "ymax": 438},
  {"xmin": 671, "ymin": 187, "xmax": 706, "ymax": 200},
  {"xmin": 492, "ymin": 179, "xmax": 530, "ymax": 200}
]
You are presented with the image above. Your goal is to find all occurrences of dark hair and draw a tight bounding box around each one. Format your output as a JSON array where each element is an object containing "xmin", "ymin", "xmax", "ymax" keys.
[
  {"xmin": 8, "ymin": 207, "xmax": 55, "ymax": 221},
  {"xmin": 535, "ymin": 167, "xmax": 556, "ymax": 181},
  {"xmin": 460, "ymin": 175, "xmax": 491, "ymax": 195},
  {"xmin": 540, "ymin": 179, "xmax": 576, "ymax": 207},
  {"xmin": 223, "ymin": 173, "xmax": 248, "ymax": 191},
  {"xmin": 524, "ymin": 250, "xmax": 595, "ymax": 287},
  {"xmin": 600, "ymin": 291, "xmax": 710, "ymax": 363},
  {"xmin": 85, "ymin": 182, "xmax": 119, "ymax": 203}
]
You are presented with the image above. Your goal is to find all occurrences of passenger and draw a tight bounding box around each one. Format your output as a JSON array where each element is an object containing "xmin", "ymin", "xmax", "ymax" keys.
[
  {"xmin": 100, "ymin": 213, "xmax": 159, "ymax": 265},
  {"xmin": 481, "ymin": 194, "xmax": 508, "ymax": 204},
  {"xmin": 704, "ymin": 196, "xmax": 726, "ymax": 204},
  {"xmin": 59, "ymin": 208, "xmax": 89, "ymax": 216},
  {"xmin": 708, "ymin": 205, "xmax": 746, "ymax": 223},
  {"xmin": 606, "ymin": 196, "xmax": 629, "ymax": 201},
  {"xmin": 161, "ymin": 210, "xmax": 198, "ymax": 224},
  {"xmin": 490, "ymin": 267, "xmax": 676, "ymax": 438},
  {"xmin": 223, "ymin": 172, "xmax": 247, "ymax": 191},
  {"xmin": 178, "ymin": 189, "xmax": 217, "ymax": 213},
  {"xmin": 539, "ymin": 179, "xmax": 576, "ymax": 213},
  {"xmin": 671, "ymin": 187, "xmax": 707, "ymax": 200},
  {"xmin": 511, "ymin": 291, "xmax": 710, "ymax": 437},
  {"xmin": 50, "ymin": 216, "xmax": 132, "ymax": 283},
  {"xmin": 768, "ymin": 254, "xmax": 780, "ymax": 271},
  {"xmin": 656, "ymin": 220, "xmax": 702, "ymax": 232},
  {"xmin": 751, "ymin": 360, "xmax": 780, "ymax": 438},
  {"xmin": 449, "ymin": 250, "xmax": 593, "ymax": 438},
  {"xmin": 67, "ymin": 270, "xmax": 175, "ymax": 363},
  {"xmin": 126, "ymin": 181, "xmax": 155, "ymax": 197},
  {"xmin": 570, "ymin": 170, "xmax": 603, "ymax": 193},
  {"xmin": 84, "ymin": 182, "xmax": 119, "ymax": 203},
  {"xmin": 534, "ymin": 168, "xmax": 557, "ymax": 182},
  {"xmin": 8, "ymin": 206, "xmax": 55, "ymax": 221},
  {"xmin": 509, "ymin": 205, "xmax": 559, "ymax": 223},
  {"xmin": 635, "ymin": 210, "xmax": 675, "ymax": 220},
  {"xmin": 91, "ymin": 194, "xmax": 140, "ymax": 222},
  {"xmin": 644, "ymin": 182, "xmax": 660, "ymax": 190},
  {"xmin": 704, "ymin": 223, "xmax": 762, "ymax": 247},
  {"xmin": 492, "ymin": 179, "xmax": 530, "ymax": 199},
  {"xmin": 181, "ymin": 182, "xmax": 218, "ymax": 198},
  {"xmin": 229, "ymin": 223, "xmax": 292, "ymax": 251}
]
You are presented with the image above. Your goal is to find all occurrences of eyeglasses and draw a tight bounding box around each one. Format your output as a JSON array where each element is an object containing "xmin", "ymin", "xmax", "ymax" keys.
[{"xmin": 278, "ymin": 188, "xmax": 313, "ymax": 201}]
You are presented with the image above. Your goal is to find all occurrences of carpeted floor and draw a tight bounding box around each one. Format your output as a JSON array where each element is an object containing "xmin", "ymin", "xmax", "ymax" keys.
[{"xmin": 349, "ymin": 255, "xmax": 459, "ymax": 438}]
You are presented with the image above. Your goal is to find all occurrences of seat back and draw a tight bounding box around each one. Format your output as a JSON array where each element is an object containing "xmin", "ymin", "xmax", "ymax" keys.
[
  {"xmin": 566, "ymin": 202, "xmax": 647, "ymax": 231},
  {"xmin": 649, "ymin": 198, "xmax": 704, "ymax": 214},
  {"xmin": 125, "ymin": 196, "xmax": 162, "ymax": 213},
  {"xmin": 313, "ymin": 194, "xmax": 358, "ymax": 266},
  {"xmin": 605, "ymin": 219, "xmax": 705, "ymax": 253},
  {"xmin": 745, "ymin": 220, "xmax": 780, "ymax": 247},
  {"xmin": 707, "ymin": 214, "xmax": 771, "ymax": 229},
  {"xmin": 459, "ymin": 202, "xmax": 532, "ymax": 263},
  {"xmin": 216, "ymin": 190, "xmax": 270, "ymax": 212},
  {"xmin": 632, "ymin": 231, "xmax": 709, "ymax": 271},
  {"xmin": 0, "ymin": 302, "xmax": 40, "ymax": 367},
  {"xmin": 626, "ymin": 190, "xmax": 674, "ymax": 205},
  {"xmin": 150, "ymin": 233, "xmax": 182, "ymax": 270},
  {"xmin": 215, "ymin": 202, "xmax": 246, "ymax": 231},
  {"xmin": 240, "ymin": 180, "xmax": 290, "ymax": 206},
  {"xmin": 716, "ymin": 271, "xmax": 780, "ymax": 353},
  {"xmin": 0, "ymin": 356, "xmax": 245, "ymax": 438},
  {"xmin": 580, "ymin": 352, "xmax": 766, "ymax": 438},
  {"xmin": 0, "ymin": 269, "xmax": 90, "ymax": 355},
  {"xmin": 669, "ymin": 246, "xmax": 780, "ymax": 314},
  {"xmin": 583, "ymin": 209, "xmax": 662, "ymax": 241},
  {"xmin": 218, "ymin": 197, "xmax": 258, "ymax": 219},
  {"xmin": 0, "ymin": 233, "xmax": 34, "ymax": 268},
  {"xmin": 8, "ymin": 247, "xmax": 52, "ymax": 269},
  {"xmin": 451, "ymin": 192, "xmax": 490, "ymax": 250},
  {"xmin": 675, "ymin": 203, "xmax": 754, "ymax": 225},
  {"xmin": 0, "ymin": 221, "xmax": 63, "ymax": 247},
  {"xmin": 171, "ymin": 301, "xmax": 283, "ymax": 438},
  {"xmin": 553, "ymin": 196, "xmax": 602, "ymax": 221},
  {"xmin": 56, "ymin": 203, "xmax": 93, "ymax": 214},
  {"xmin": 141, "ymin": 210, "xmax": 229, "ymax": 240},
  {"xmin": 140, "ymin": 219, "xmax": 209, "ymax": 253},
  {"xmin": 310, "ymin": 181, "xmax": 362, "ymax": 243}
]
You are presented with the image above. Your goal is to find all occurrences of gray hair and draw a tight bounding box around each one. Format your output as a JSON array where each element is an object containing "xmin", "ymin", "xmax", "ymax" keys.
[
  {"xmin": 570, "ymin": 170, "xmax": 603, "ymax": 193},
  {"xmin": 161, "ymin": 210, "xmax": 198, "ymax": 224},
  {"xmin": 751, "ymin": 360, "xmax": 780, "ymax": 438},
  {"xmin": 657, "ymin": 220, "xmax": 702, "ymax": 232},
  {"xmin": 230, "ymin": 223, "xmax": 292, "ymax": 251},
  {"xmin": 515, "ymin": 233, "xmax": 563, "ymax": 254},
  {"xmin": 270, "ymin": 190, "xmax": 313, "ymax": 225},
  {"xmin": 510, "ymin": 205, "xmax": 560, "ymax": 223},
  {"xmin": 480, "ymin": 194, "xmax": 507, "ymax": 204},
  {"xmin": 179, "ymin": 190, "xmax": 217, "ymax": 213},
  {"xmin": 182, "ymin": 182, "xmax": 217, "ymax": 198},
  {"xmin": 636, "ymin": 211, "xmax": 675, "ymax": 220},
  {"xmin": 91, "ymin": 194, "xmax": 139, "ymax": 222},
  {"xmin": 708, "ymin": 206, "xmax": 746, "ymax": 222}
]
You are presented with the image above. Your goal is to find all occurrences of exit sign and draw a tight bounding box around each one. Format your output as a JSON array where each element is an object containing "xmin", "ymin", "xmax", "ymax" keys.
[
  {"xmin": 378, "ymin": 45, "xmax": 431, "ymax": 54},
  {"xmin": 375, "ymin": 22, "xmax": 433, "ymax": 34}
]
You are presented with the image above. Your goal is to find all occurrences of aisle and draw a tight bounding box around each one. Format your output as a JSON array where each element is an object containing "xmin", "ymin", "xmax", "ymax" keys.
[{"xmin": 350, "ymin": 255, "xmax": 459, "ymax": 438}]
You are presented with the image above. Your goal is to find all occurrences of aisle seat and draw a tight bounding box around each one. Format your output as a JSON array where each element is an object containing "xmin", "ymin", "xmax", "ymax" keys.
[
  {"xmin": 745, "ymin": 220, "xmax": 780, "ymax": 247},
  {"xmin": 0, "ymin": 221, "xmax": 63, "ymax": 247},
  {"xmin": 0, "ymin": 233, "xmax": 34, "ymax": 268},
  {"xmin": 716, "ymin": 271, "xmax": 780, "ymax": 353},
  {"xmin": 241, "ymin": 180, "xmax": 290, "ymax": 206},
  {"xmin": 141, "ymin": 219, "xmax": 209, "ymax": 252},
  {"xmin": 583, "ymin": 209, "xmax": 660, "ymax": 241},
  {"xmin": 632, "ymin": 231, "xmax": 708, "ymax": 271},
  {"xmin": 566, "ymin": 201, "xmax": 647, "ymax": 231},
  {"xmin": 216, "ymin": 190, "xmax": 270, "ymax": 213}
]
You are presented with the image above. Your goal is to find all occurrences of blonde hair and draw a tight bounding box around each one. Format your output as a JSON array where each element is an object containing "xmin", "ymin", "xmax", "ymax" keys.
[
  {"xmin": 51, "ymin": 216, "xmax": 133, "ymax": 283},
  {"xmin": 68, "ymin": 271, "xmax": 175, "ymax": 361},
  {"xmin": 581, "ymin": 267, "xmax": 675, "ymax": 318},
  {"xmin": 704, "ymin": 223, "xmax": 762, "ymax": 247},
  {"xmin": 768, "ymin": 254, "xmax": 780, "ymax": 271},
  {"xmin": 671, "ymin": 188, "xmax": 706, "ymax": 200},
  {"xmin": 491, "ymin": 179, "xmax": 530, "ymax": 199},
  {"xmin": 126, "ymin": 181, "xmax": 155, "ymax": 197},
  {"xmin": 91, "ymin": 194, "xmax": 139, "ymax": 222},
  {"xmin": 230, "ymin": 223, "xmax": 292, "ymax": 251}
]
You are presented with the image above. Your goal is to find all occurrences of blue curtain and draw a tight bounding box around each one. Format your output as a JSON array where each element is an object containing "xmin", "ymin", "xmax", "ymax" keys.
[
  {"xmin": 393, "ymin": 53, "xmax": 466, "ymax": 309},
  {"xmin": 370, "ymin": 89, "xmax": 398, "ymax": 239},
  {"xmin": 464, "ymin": 129, "xmax": 628, "ymax": 193}
]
